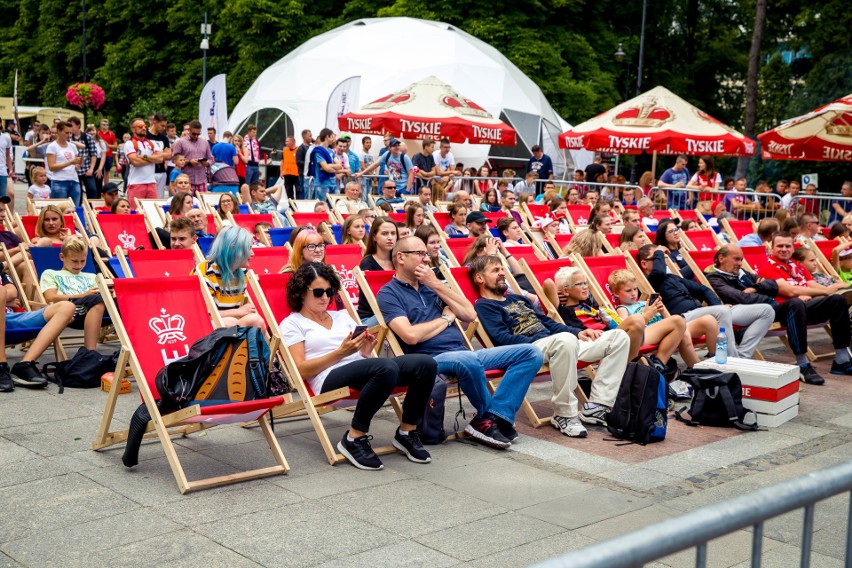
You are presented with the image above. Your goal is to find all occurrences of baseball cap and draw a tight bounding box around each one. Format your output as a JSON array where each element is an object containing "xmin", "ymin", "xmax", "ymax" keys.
[
  {"xmin": 466, "ymin": 211, "xmax": 492, "ymax": 224},
  {"xmin": 388, "ymin": 138, "xmax": 401, "ymax": 147},
  {"xmin": 534, "ymin": 213, "xmax": 555, "ymax": 229},
  {"xmin": 102, "ymin": 182, "xmax": 120, "ymax": 194},
  {"xmin": 338, "ymin": 133, "xmax": 352, "ymax": 141}
]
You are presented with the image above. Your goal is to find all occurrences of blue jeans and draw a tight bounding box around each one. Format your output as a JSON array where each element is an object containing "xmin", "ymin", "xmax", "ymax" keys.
[
  {"xmin": 245, "ymin": 165, "xmax": 260, "ymax": 186},
  {"xmin": 434, "ymin": 344, "xmax": 542, "ymax": 424},
  {"xmin": 50, "ymin": 180, "xmax": 82, "ymax": 205},
  {"xmin": 0, "ymin": 176, "xmax": 6, "ymax": 197}
]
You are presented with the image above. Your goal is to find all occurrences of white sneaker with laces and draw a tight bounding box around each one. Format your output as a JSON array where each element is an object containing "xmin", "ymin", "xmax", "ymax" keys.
[{"xmin": 550, "ymin": 415, "xmax": 588, "ymax": 438}]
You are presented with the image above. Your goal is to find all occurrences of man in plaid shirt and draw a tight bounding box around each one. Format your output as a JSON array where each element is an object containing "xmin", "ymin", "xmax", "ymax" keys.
[{"xmin": 67, "ymin": 117, "xmax": 98, "ymax": 200}]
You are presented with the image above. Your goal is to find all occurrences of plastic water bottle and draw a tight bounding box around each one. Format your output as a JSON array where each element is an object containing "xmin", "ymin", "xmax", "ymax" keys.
[{"xmin": 715, "ymin": 327, "xmax": 728, "ymax": 365}]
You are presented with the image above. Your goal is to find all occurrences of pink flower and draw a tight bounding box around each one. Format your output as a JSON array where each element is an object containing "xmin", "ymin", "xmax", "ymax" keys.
[{"xmin": 66, "ymin": 83, "xmax": 106, "ymax": 110}]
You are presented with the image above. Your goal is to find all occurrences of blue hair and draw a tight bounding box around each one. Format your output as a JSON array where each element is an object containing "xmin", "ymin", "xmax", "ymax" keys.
[{"xmin": 206, "ymin": 226, "xmax": 252, "ymax": 291}]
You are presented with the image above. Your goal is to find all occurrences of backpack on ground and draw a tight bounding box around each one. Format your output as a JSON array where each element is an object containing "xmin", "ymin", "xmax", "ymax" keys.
[
  {"xmin": 123, "ymin": 326, "xmax": 273, "ymax": 468},
  {"xmin": 417, "ymin": 373, "xmax": 449, "ymax": 445},
  {"xmin": 674, "ymin": 368, "xmax": 758, "ymax": 431},
  {"xmin": 42, "ymin": 348, "xmax": 119, "ymax": 394},
  {"xmin": 606, "ymin": 362, "xmax": 667, "ymax": 445}
]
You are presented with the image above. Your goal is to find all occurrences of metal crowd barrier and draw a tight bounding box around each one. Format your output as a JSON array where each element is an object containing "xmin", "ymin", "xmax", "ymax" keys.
[{"xmin": 531, "ymin": 460, "xmax": 852, "ymax": 568}]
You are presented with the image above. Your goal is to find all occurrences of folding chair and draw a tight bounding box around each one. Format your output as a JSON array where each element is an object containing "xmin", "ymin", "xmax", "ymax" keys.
[
  {"xmin": 247, "ymin": 270, "xmax": 400, "ymax": 466},
  {"xmin": 133, "ymin": 198, "xmax": 170, "ymax": 229},
  {"xmin": 287, "ymin": 211, "xmax": 333, "ymax": 228},
  {"xmin": 517, "ymin": 257, "xmax": 576, "ymax": 319},
  {"xmin": 428, "ymin": 211, "xmax": 452, "ymax": 232},
  {"xmin": 250, "ymin": 246, "xmax": 290, "ymax": 275},
  {"xmin": 720, "ymin": 218, "xmax": 758, "ymax": 244},
  {"xmin": 565, "ymin": 204, "xmax": 592, "ymax": 229},
  {"xmin": 324, "ymin": 244, "xmax": 367, "ymax": 310},
  {"xmin": 505, "ymin": 244, "xmax": 545, "ymax": 263},
  {"xmin": 441, "ymin": 236, "xmax": 476, "ymax": 267},
  {"xmin": 290, "ymin": 199, "xmax": 321, "ymax": 213},
  {"xmin": 681, "ymin": 229, "xmax": 723, "ymax": 252},
  {"xmin": 268, "ymin": 227, "xmax": 295, "ymax": 247},
  {"xmin": 116, "ymin": 248, "xmax": 201, "ymax": 279},
  {"xmin": 522, "ymin": 203, "xmax": 550, "ymax": 226},
  {"xmin": 229, "ymin": 212, "xmax": 283, "ymax": 232},
  {"xmin": 91, "ymin": 213, "xmax": 163, "ymax": 254},
  {"xmin": 15, "ymin": 212, "xmax": 80, "ymax": 243},
  {"xmin": 600, "ymin": 232, "xmax": 622, "ymax": 253},
  {"xmin": 809, "ymin": 238, "xmax": 844, "ymax": 280},
  {"xmin": 548, "ymin": 233, "xmax": 573, "ymax": 256},
  {"xmin": 92, "ymin": 275, "xmax": 292, "ymax": 493},
  {"xmin": 26, "ymin": 198, "xmax": 75, "ymax": 216}
]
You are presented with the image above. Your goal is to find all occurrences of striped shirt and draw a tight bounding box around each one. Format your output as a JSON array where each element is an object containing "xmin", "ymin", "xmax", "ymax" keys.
[{"xmin": 193, "ymin": 260, "xmax": 245, "ymax": 311}]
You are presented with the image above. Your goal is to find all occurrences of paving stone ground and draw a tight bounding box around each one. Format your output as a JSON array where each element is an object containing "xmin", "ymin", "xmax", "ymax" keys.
[{"xmin": 4, "ymin": 181, "xmax": 851, "ymax": 567}]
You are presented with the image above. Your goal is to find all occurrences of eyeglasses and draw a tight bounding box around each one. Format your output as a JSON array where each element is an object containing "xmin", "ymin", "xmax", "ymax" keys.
[
  {"xmin": 666, "ymin": 228, "xmax": 681, "ymax": 235},
  {"xmin": 567, "ymin": 281, "xmax": 589, "ymax": 288},
  {"xmin": 189, "ymin": 131, "xmax": 201, "ymax": 137},
  {"xmin": 401, "ymin": 250, "xmax": 430, "ymax": 258},
  {"xmin": 383, "ymin": 185, "xmax": 395, "ymax": 190},
  {"xmin": 310, "ymin": 287, "xmax": 335, "ymax": 298},
  {"xmin": 365, "ymin": 214, "xmax": 377, "ymax": 219},
  {"xmin": 305, "ymin": 243, "xmax": 326, "ymax": 252}
]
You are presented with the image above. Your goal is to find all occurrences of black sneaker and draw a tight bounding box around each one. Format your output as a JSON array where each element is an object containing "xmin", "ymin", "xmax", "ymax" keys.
[
  {"xmin": 0, "ymin": 363, "xmax": 13, "ymax": 392},
  {"xmin": 830, "ymin": 361, "xmax": 852, "ymax": 376},
  {"xmin": 392, "ymin": 429, "xmax": 431, "ymax": 464},
  {"xmin": 337, "ymin": 433, "xmax": 383, "ymax": 471},
  {"xmin": 464, "ymin": 415, "xmax": 511, "ymax": 449},
  {"xmin": 800, "ymin": 365, "xmax": 826, "ymax": 385},
  {"xmin": 496, "ymin": 418, "xmax": 519, "ymax": 442},
  {"xmin": 10, "ymin": 361, "xmax": 49, "ymax": 389}
]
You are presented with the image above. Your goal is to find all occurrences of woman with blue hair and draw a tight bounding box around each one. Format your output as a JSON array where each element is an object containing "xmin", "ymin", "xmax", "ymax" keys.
[{"xmin": 192, "ymin": 225, "xmax": 264, "ymax": 328}]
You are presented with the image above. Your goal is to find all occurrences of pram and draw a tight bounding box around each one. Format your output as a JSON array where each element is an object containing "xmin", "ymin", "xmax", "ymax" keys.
[{"xmin": 208, "ymin": 163, "xmax": 240, "ymax": 196}]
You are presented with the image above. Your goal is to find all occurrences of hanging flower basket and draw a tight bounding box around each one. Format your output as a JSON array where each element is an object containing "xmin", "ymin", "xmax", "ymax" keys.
[{"xmin": 66, "ymin": 83, "xmax": 106, "ymax": 110}]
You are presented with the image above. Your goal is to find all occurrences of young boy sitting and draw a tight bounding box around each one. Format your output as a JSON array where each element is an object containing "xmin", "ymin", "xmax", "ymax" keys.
[
  {"xmin": 253, "ymin": 222, "xmax": 272, "ymax": 247},
  {"xmin": 39, "ymin": 237, "xmax": 107, "ymax": 350}
]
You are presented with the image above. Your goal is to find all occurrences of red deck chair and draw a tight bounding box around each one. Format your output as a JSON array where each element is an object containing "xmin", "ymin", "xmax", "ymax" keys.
[
  {"xmin": 324, "ymin": 244, "xmax": 366, "ymax": 310},
  {"xmin": 289, "ymin": 212, "xmax": 333, "ymax": 227},
  {"xmin": 523, "ymin": 203, "xmax": 550, "ymax": 225},
  {"xmin": 721, "ymin": 219, "xmax": 757, "ymax": 243},
  {"xmin": 443, "ymin": 236, "xmax": 477, "ymax": 266},
  {"xmin": 429, "ymin": 211, "xmax": 452, "ymax": 231},
  {"xmin": 505, "ymin": 245, "xmax": 543, "ymax": 263},
  {"xmin": 230, "ymin": 213, "xmax": 277, "ymax": 233},
  {"xmin": 682, "ymin": 229, "xmax": 721, "ymax": 252},
  {"xmin": 602, "ymin": 232, "xmax": 621, "ymax": 252},
  {"xmin": 385, "ymin": 212, "xmax": 408, "ymax": 224},
  {"xmin": 95, "ymin": 213, "xmax": 159, "ymax": 254},
  {"xmin": 18, "ymin": 214, "xmax": 78, "ymax": 241},
  {"xmin": 811, "ymin": 239, "xmax": 843, "ymax": 279},
  {"xmin": 516, "ymin": 257, "xmax": 576, "ymax": 318},
  {"xmin": 672, "ymin": 209, "xmax": 699, "ymax": 221},
  {"xmin": 92, "ymin": 275, "xmax": 291, "ymax": 494},
  {"xmin": 566, "ymin": 204, "xmax": 592, "ymax": 227},
  {"xmin": 550, "ymin": 233, "xmax": 573, "ymax": 255},
  {"xmin": 117, "ymin": 248, "xmax": 199, "ymax": 278},
  {"xmin": 481, "ymin": 211, "xmax": 510, "ymax": 225},
  {"xmin": 250, "ymin": 246, "xmax": 290, "ymax": 275},
  {"xmin": 820, "ymin": 227, "xmax": 832, "ymax": 239}
]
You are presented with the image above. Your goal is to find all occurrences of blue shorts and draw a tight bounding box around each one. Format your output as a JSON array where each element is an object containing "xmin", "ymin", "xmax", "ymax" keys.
[{"xmin": 6, "ymin": 309, "xmax": 48, "ymax": 330}]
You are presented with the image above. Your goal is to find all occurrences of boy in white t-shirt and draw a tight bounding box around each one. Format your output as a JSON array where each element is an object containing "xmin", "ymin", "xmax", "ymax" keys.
[
  {"xmin": 27, "ymin": 166, "xmax": 52, "ymax": 200},
  {"xmin": 39, "ymin": 237, "xmax": 106, "ymax": 350}
]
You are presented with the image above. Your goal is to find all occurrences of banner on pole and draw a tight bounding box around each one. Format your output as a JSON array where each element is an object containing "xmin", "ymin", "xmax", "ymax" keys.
[
  {"xmin": 199, "ymin": 74, "xmax": 228, "ymax": 137},
  {"xmin": 325, "ymin": 76, "xmax": 361, "ymax": 131}
]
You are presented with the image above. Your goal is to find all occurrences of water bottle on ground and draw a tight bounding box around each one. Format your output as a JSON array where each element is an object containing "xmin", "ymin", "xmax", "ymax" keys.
[{"xmin": 715, "ymin": 327, "xmax": 728, "ymax": 365}]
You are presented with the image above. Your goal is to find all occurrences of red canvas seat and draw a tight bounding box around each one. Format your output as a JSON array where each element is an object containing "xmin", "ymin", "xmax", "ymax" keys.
[
  {"xmin": 18, "ymin": 214, "xmax": 77, "ymax": 240},
  {"xmin": 324, "ymin": 244, "xmax": 366, "ymax": 309},
  {"xmin": 121, "ymin": 248, "xmax": 198, "ymax": 278},
  {"xmin": 230, "ymin": 213, "xmax": 277, "ymax": 232},
  {"xmin": 95, "ymin": 213, "xmax": 157, "ymax": 253},
  {"xmin": 250, "ymin": 246, "xmax": 290, "ymax": 275},
  {"xmin": 566, "ymin": 205, "xmax": 592, "ymax": 227},
  {"xmin": 443, "ymin": 237, "xmax": 477, "ymax": 265},
  {"xmin": 682, "ymin": 229, "xmax": 720, "ymax": 252},
  {"xmin": 290, "ymin": 212, "xmax": 333, "ymax": 227}
]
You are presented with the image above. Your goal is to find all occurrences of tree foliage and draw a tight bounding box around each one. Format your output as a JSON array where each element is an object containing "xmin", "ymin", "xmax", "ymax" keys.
[{"xmin": 0, "ymin": 0, "xmax": 849, "ymax": 185}]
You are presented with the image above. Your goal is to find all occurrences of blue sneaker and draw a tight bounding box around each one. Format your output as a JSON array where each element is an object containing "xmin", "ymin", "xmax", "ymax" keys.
[{"xmin": 830, "ymin": 361, "xmax": 852, "ymax": 377}]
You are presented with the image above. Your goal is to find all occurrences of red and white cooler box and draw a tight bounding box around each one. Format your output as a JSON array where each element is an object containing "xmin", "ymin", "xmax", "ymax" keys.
[{"xmin": 694, "ymin": 357, "xmax": 799, "ymax": 427}]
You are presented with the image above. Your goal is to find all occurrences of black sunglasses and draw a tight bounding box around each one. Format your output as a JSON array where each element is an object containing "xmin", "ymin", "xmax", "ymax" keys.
[{"xmin": 310, "ymin": 287, "xmax": 335, "ymax": 298}]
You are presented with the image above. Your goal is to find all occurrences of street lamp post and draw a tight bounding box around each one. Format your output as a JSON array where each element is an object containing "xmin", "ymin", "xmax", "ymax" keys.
[
  {"xmin": 200, "ymin": 13, "xmax": 211, "ymax": 86},
  {"xmin": 613, "ymin": 0, "xmax": 648, "ymax": 183}
]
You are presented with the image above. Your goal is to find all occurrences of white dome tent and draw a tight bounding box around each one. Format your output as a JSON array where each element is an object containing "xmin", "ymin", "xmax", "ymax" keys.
[{"xmin": 228, "ymin": 17, "xmax": 589, "ymax": 178}]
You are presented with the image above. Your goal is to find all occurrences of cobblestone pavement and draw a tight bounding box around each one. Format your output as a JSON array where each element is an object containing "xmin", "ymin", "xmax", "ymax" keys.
[{"xmin": 3, "ymin": 181, "xmax": 851, "ymax": 567}]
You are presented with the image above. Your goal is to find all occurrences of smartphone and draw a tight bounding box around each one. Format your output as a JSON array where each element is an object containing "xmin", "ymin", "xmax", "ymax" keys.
[
  {"xmin": 351, "ymin": 325, "xmax": 368, "ymax": 339},
  {"xmin": 648, "ymin": 293, "xmax": 660, "ymax": 305}
]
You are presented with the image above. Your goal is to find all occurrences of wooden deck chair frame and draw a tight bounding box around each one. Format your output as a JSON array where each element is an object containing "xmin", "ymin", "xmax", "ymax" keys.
[
  {"xmin": 680, "ymin": 229, "xmax": 724, "ymax": 252},
  {"xmin": 92, "ymin": 274, "xmax": 296, "ymax": 493},
  {"xmin": 246, "ymin": 270, "xmax": 393, "ymax": 465},
  {"xmin": 115, "ymin": 247, "xmax": 204, "ymax": 280},
  {"xmin": 719, "ymin": 218, "xmax": 758, "ymax": 245},
  {"xmin": 0, "ymin": 243, "xmax": 68, "ymax": 360},
  {"xmin": 808, "ymin": 238, "xmax": 843, "ymax": 280},
  {"xmin": 439, "ymin": 264, "xmax": 559, "ymax": 428},
  {"xmin": 133, "ymin": 198, "xmax": 170, "ymax": 229},
  {"xmin": 27, "ymin": 198, "xmax": 75, "ymax": 216},
  {"xmin": 291, "ymin": 199, "xmax": 321, "ymax": 213},
  {"xmin": 89, "ymin": 208, "xmax": 164, "ymax": 255}
]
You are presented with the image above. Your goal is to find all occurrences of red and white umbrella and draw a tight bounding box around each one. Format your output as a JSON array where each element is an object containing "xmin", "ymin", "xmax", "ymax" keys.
[
  {"xmin": 558, "ymin": 86, "xmax": 755, "ymax": 157},
  {"xmin": 758, "ymin": 94, "xmax": 852, "ymax": 162},
  {"xmin": 337, "ymin": 75, "xmax": 516, "ymax": 146}
]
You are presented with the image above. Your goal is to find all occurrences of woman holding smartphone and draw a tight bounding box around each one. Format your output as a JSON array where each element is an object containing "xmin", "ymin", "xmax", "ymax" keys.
[{"xmin": 280, "ymin": 262, "xmax": 436, "ymax": 471}]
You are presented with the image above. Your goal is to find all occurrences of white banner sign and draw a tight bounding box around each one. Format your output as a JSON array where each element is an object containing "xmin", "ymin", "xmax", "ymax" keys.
[
  {"xmin": 802, "ymin": 173, "xmax": 818, "ymax": 188},
  {"xmin": 326, "ymin": 76, "xmax": 361, "ymax": 131},
  {"xmin": 199, "ymin": 74, "xmax": 228, "ymax": 137}
]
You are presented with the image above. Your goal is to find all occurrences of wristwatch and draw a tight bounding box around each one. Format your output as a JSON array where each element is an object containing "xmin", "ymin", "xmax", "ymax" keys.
[{"xmin": 440, "ymin": 314, "xmax": 453, "ymax": 327}]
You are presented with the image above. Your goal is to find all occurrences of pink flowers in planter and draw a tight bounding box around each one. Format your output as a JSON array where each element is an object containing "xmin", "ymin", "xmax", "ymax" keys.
[{"xmin": 66, "ymin": 83, "xmax": 106, "ymax": 110}]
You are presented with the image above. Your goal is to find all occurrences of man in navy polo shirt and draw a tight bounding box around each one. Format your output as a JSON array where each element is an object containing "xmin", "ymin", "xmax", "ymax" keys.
[{"xmin": 377, "ymin": 236, "xmax": 542, "ymax": 449}]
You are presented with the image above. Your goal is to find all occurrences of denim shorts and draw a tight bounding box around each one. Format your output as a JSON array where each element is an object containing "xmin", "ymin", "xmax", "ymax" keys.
[{"xmin": 6, "ymin": 309, "xmax": 48, "ymax": 330}]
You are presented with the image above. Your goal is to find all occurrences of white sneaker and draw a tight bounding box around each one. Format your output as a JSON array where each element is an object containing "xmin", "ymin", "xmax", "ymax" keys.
[{"xmin": 550, "ymin": 415, "xmax": 587, "ymax": 438}]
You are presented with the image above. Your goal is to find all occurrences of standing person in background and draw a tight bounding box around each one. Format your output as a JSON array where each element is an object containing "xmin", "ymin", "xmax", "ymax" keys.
[
  {"xmin": 124, "ymin": 117, "xmax": 165, "ymax": 204},
  {"xmin": 211, "ymin": 131, "xmax": 238, "ymax": 166},
  {"xmin": 0, "ymin": 128, "xmax": 12, "ymax": 205},
  {"xmin": 527, "ymin": 145, "xmax": 554, "ymax": 194},
  {"xmin": 243, "ymin": 124, "xmax": 262, "ymax": 186},
  {"xmin": 45, "ymin": 121, "xmax": 82, "ymax": 205},
  {"xmin": 232, "ymin": 134, "xmax": 248, "ymax": 185},
  {"xmin": 170, "ymin": 120, "xmax": 213, "ymax": 194},
  {"xmin": 280, "ymin": 135, "xmax": 300, "ymax": 201},
  {"xmin": 359, "ymin": 136, "xmax": 375, "ymax": 199},
  {"xmin": 356, "ymin": 138, "xmax": 413, "ymax": 195},
  {"xmin": 310, "ymin": 128, "xmax": 343, "ymax": 202},
  {"xmin": 341, "ymin": 134, "xmax": 361, "ymax": 183},
  {"xmin": 67, "ymin": 117, "xmax": 98, "ymax": 200},
  {"xmin": 116, "ymin": 133, "xmax": 130, "ymax": 191},
  {"xmin": 295, "ymin": 129, "xmax": 313, "ymax": 199},
  {"xmin": 687, "ymin": 155, "xmax": 721, "ymax": 211},
  {"xmin": 146, "ymin": 113, "xmax": 172, "ymax": 198},
  {"xmin": 86, "ymin": 125, "xmax": 106, "ymax": 195},
  {"xmin": 97, "ymin": 118, "xmax": 117, "ymax": 184},
  {"xmin": 657, "ymin": 154, "xmax": 691, "ymax": 210},
  {"xmin": 411, "ymin": 137, "xmax": 439, "ymax": 193}
]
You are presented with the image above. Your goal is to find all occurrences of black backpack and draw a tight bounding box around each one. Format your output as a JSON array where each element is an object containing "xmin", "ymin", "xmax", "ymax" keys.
[
  {"xmin": 42, "ymin": 348, "xmax": 119, "ymax": 394},
  {"xmin": 122, "ymin": 326, "xmax": 273, "ymax": 468},
  {"xmin": 417, "ymin": 374, "xmax": 449, "ymax": 445},
  {"xmin": 675, "ymin": 369, "xmax": 759, "ymax": 430},
  {"xmin": 606, "ymin": 362, "xmax": 667, "ymax": 445}
]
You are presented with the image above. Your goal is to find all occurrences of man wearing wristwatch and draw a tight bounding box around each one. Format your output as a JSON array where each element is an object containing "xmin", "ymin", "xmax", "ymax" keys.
[
  {"xmin": 124, "ymin": 117, "xmax": 165, "ymax": 205},
  {"xmin": 377, "ymin": 236, "xmax": 542, "ymax": 450}
]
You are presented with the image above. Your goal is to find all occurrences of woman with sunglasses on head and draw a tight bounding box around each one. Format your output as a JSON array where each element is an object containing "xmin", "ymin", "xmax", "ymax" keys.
[
  {"xmin": 654, "ymin": 218, "xmax": 694, "ymax": 280},
  {"xmin": 192, "ymin": 226, "xmax": 264, "ymax": 328},
  {"xmin": 281, "ymin": 262, "xmax": 436, "ymax": 470}
]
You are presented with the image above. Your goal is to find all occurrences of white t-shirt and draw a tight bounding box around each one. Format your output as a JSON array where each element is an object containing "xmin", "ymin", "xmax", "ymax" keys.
[
  {"xmin": 432, "ymin": 150, "xmax": 455, "ymax": 172},
  {"xmin": 28, "ymin": 184, "xmax": 51, "ymax": 199},
  {"xmin": 279, "ymin": 311, "xmax": 364, "ymax": 393},
  {"xmin": 0, "ymin": 133, "xmax": 11, "ymax": 177},
  {"xmin": 124, "ymin": 138, "xmax": 156, "ymax": 185},
  {"xmin": 689, "ymin": 172, "xmax": 722, "ymax": 190},
  {"xmin": 45, "ymin": 141, "xmax": 79, "ymax": 181}
]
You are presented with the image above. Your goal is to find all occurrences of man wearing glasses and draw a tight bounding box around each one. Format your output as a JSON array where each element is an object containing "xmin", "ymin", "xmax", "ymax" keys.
[
  {"xmin": 374, "ymin": 181, "xmax": 405, "ymax": 210},
  {"xmin": 123, "ymin": 117, "xmax": 166, "ymax": 204},
  {"xmin": 798, "ymin": 213, "xmax": 826, "ymax": 243},
  {"xmin": 170, "ymin": 120, "xmax": 214, "ymax": 194},
  {"xmin": 377, "ymin": 237, "xmax": 542, "ymax": 449}
]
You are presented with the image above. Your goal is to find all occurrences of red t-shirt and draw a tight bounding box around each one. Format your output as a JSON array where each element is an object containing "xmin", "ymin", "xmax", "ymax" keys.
[
  {"xmin": 99, "ymin": 130, "xmax": 117, "ymax": 157},
  {"xmin": 754, "ymin": 255, "xmax": 813, "ymax": 303}
]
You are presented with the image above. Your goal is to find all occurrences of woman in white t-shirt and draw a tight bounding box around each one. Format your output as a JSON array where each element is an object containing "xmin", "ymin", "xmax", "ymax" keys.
[
  {"xmin": 279, "ymin": 262, "xmax": 435, "ymax": 471},
  {"xmin": 45, "ymin": 121, "xmax": 82, "ymax": 205}
]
